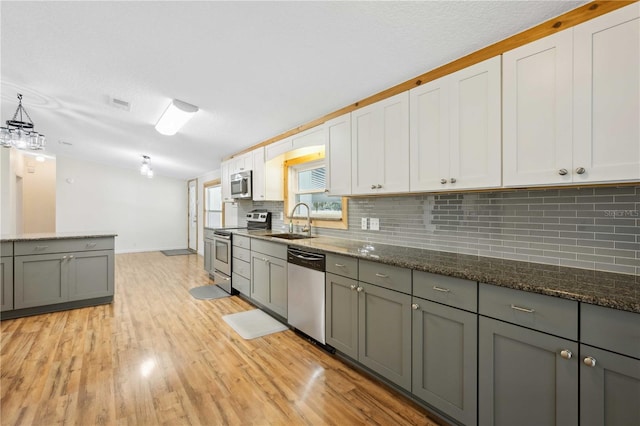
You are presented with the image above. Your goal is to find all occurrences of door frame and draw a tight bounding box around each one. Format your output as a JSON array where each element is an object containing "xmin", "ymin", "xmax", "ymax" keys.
[{"xmin": 187, "ymin": 178, "xmax": 198, "ymax": 252}]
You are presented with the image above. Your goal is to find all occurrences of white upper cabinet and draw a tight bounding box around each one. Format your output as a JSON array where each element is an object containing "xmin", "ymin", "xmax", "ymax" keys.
[
  {"xmin": 573, "ymin": 3, "xmax": 640, "ymax": 183},
  {"xmin": 291, "ymin": 125, "xmax": 324, "ymax": 150},
  {"xmin": 351, "ymin": 92, "xmax": 409, "ymax": 194},
  {"xmin": 503, "ymin": 3, "xmax": 639, "ymax": 186},
  {"xmin": 502, "ymin": 30, "xmax": 574, "ymax": 186},
  {"xmin": 325, "ymin": 113, "xmax": 352, "ymax": 195},
  {"xmin": 410, "ymin": 56, "xmax": 501, "ymax": 191},
  {"xmin": 229, "ymin": 152, "xmax": 253, "ymax": 174},
  {"xmin": 251, "ymin": 147, "xmax": 266, "ymax": 201}
]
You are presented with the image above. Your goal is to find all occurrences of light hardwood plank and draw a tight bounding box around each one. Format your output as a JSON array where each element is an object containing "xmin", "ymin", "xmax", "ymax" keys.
[{"xmin": 1, "ymin": 252, "xmax": 441, "ymax": 425}]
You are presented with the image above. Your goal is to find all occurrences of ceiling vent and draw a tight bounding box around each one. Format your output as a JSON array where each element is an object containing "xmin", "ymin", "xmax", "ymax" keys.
[{"xmin": 110, "ymin": 97, "xmax": 131, "ymax": 111}]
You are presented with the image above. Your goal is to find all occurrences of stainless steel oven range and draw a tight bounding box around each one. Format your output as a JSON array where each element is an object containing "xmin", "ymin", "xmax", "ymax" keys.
[{"xmin": 211, "ymin": 210, "xmax": 271, "ymax": 294}]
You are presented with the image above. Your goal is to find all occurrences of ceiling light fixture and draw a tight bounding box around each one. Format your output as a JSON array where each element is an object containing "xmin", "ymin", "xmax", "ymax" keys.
[
  {"xmin": 154, "ymin": 99, "xmax": 198, "ymax": 136},
  {"xmin": 140, "ymin": 155, "xmax": 154, "ymax": 178},
  {"xmin": 0, "ymin": 93, "xmax": 46, "ymax": 150}
]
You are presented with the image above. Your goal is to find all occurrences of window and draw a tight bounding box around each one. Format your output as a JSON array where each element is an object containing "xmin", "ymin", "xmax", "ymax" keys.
[
  {"xmin": 204, "ymin": 183, "xmax": 222, "ymax": 228},
  {"xmin": 284, "ymin": 151, "xmax": 347, "ymax": 229}
]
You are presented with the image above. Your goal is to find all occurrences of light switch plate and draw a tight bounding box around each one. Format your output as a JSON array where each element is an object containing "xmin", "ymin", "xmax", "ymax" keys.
[
  {"xmin": 370, "ymin": 218, "xmax": 380, "ymax": 231},
  {"xmin": 361, "ymin": 218, "xmax": 368, "ymax": 230}
]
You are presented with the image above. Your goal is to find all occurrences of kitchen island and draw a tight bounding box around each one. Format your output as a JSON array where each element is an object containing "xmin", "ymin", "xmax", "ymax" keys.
[{"xmin": 1, "ymin": 232, "xmax": 116, "ymax": 320}]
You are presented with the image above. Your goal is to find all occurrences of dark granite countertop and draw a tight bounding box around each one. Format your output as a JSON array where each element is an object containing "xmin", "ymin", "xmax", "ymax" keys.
[
  {"xmin": 1, "ymin": 232, "xmax": 118, "ymax": 242},
  {"xmin": 237, "ymin": 230, "xmax": 640, "ymax": 314}
]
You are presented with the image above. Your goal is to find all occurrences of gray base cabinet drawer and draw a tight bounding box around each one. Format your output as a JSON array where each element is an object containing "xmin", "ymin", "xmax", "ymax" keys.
[
  {"xmin": 233, "ymin": 235, "xmax": 251, "ymax": 250},
  {"xmin": 326, "ymin": 254, "xmax": 358, "ymax": 280},
  {"xmin": 581, "ymin": 304, "xmax": 640, "ymax": 359},
  {"xmin": 232, "ymin": 273, "xmax": 250, "ymax": 297},
  {"xmin": 1, "ymin": 242, "xmax": 13, "ymax": 256},
  {"xmin": 15, "ymin": 238, "xmax": 114, "ymax": 256},
  {"xmin": 233, "ymin": 246, "xmax": 251, "ymax": 263},
  {"xmin": 232, "ymin": 258, "xmax": 250, "ymax": 280},
  {"xmin": 359, "ymin": 259, "xmax": 411, "ymax": 294},
  {"xmin": 251, "ymin": 239, "xmax": 286, "ymax": 260},
  {"xmin": 413, "ymin": 271, "xmax": 477, "ymax": 312},
  {"xmin": 479, "ymin": 283, "xmax": 578, "ymax": 340}
]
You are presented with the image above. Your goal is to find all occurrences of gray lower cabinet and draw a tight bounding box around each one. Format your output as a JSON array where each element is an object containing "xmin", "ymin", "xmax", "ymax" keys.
[
  {"xmin": 358, "ymin": 282, "xmax": 412, "ymax": 391},
  {"xmin": 412, "ymin": 297, "xmax": 477, "ymax": 426},
  {"xmin": 204, "ymin": 238, "xmax": 214, "ymax": 275},
  {"xmin": 250, "ymin": 251, "xmax": 287, "ymax": 318},
  {"xmin": 1, "ymin": 255, "xmax": 14, "ymax": 312},
  {"xmin": 325, "ymin": 272, "xmax": 358, "ymax": 359},
  {"xmin": 580, "ymin": 344, "xmax": 640, "ymax": 426},
  {"xmin": 478, "ymin": 316, "xmax": 579, "ymax": 426},
  {"xmin": 14, "ymin": 250, "xmax": 114, "ymax": 309}
]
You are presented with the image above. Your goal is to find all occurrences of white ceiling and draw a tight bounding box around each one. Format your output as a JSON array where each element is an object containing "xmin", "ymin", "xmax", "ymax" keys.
[{"xmin": 1, "ymin": 1, "xmax": 586, "ymax": 180}]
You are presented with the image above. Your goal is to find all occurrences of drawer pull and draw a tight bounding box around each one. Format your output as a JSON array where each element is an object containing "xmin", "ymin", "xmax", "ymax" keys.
[
  {"xmin": 583, "ymin": 356, "xmax": 597, "ymax": 368},
  {"xmin": 35, "ymin": 245, "xmax": 48, "ymax": 251},
  {"xmin": 356, "ymin": 286, "xmax": 364, "ymax": 293},
  {"xmin": 432, "ymin": 286, "xmax": 450, "ymax": 293},
  {"xmin": 69, "ymin": 255, "xmax": 74, "ymax": 259},
  {"xmin": 560, "ymin": 349, "xmax": 572, "ymax": 360},
  {"xmin": 510, "ymin": 304, "xmax": 535, "ymax": 314},
  {"xmin": 350, "ymin": 284, "xmax": 357, "ymax": 291},
  {"xmin": 86, "ymin": 242, "xmax": 97, "ymax": 248},
  {"xmin": 62, "ymin": 256, "xmax": 67, "ymax": 260},
  {"xmin": 335, "ymin": 263, "xmax": 345, "ymax": 267},
  {"xmin": 375, "ymin": 273, "xmax": 389, "ymax": 278},
  {"xmin": 411, "ymin": 303, "xmax": 420, "ymax": 310}
]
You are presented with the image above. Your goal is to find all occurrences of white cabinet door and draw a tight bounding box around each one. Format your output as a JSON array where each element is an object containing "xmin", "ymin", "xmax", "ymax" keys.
[
  {"xmin": 230, "ymin": 152, "xmax": 252, "ymax": 174},
  {"xmin": 351, "ymin": 92, "xmax": 409, "ymax": 194},
  {"xmin": 325, "ymin": 113, "xmax": 351, "ymax": 195},
  {"xmin": 502, "ymin": 30, "xmax": 574, "ymax": 187},
  {"xmin": 221, "ymin": 160, "xmax": 233, "ymax": 202},
  {"xmin": 252, "ymin": 147, "xmax": 266, "ymax": 201},
  {"xmin": 573, "ymin": 3, "xmax": 640, "ymax": 183},
  {"xmin": 409, "ymin": 75, "xmax": 450, "ymax": 191},
  {"xmin": 449, "ymin": 56, "xmax": 502, "ymax": 190},
  {"xmin": 410, "ymin": 56, "xmax": 501, "ymax": 192}
]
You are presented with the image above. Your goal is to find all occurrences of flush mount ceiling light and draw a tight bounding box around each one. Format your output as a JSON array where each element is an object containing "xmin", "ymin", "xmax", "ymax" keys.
[
  {"xmin": 0, "ymin": 93, "xmax": 46, "ymax": 150},
  {"xmin": 140, "ymin": 155, "xmax": 154, "ymax": 178},
  {"xmin": 154, "ymin": 99, "xmax": 198, "ymax": 136}
]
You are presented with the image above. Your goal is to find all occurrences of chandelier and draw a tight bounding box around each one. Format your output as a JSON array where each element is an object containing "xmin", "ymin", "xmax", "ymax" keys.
[
  {"xmin": 0, "ymin": 93, "xmax": 46, "ymax": 150},
  {"xmin": 140, "ymin": 155, "xmax": 154, "ymax": 178}
]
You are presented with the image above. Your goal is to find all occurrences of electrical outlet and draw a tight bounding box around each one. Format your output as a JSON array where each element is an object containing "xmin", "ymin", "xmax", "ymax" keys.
[
  {"xmin": 361, "ymin": 217, "xmax": 368, "ymax": 230},
  {"xmin": 370, "ymin": 218, "xmax": 380, "ymax": 231},
  {"xmin": 279, "ymin": 211, "xmax": 284, "ymax": 220}
]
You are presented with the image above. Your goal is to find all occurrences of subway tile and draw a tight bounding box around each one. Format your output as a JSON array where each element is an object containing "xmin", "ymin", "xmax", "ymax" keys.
[
  {"xmin": 595, "ymin": 233, "xmax": 636, "ymax": 242},
  {"xmin": 559, "ymin": 245, "xmax": 594, "ymax": 255},
  {"xmin": 614, "ymin": 226, "xmax": 640, "ymax": 235},
  {"xmin": 528, "ymin": 255, "xmax": 560, "ymax": 265},
  {"xmin": 544, "ymin": 251, "xmax": 577, "ymax": 260},
  {"xmin": 594, "ymin": 218, "xmax": 636, "ymax": 226},
  {"xmin": 593, "ymin": 248, "xmax": 637, "ymax": 259},
  {"xmin": 594, "ymin": 263, "xmax": 636, "ymax": 275},
  {"xmin": 559, "ymin": 259, "xmax": 596, "ymax": 269},
  {"xmin": 577, "ymin": 254, "xmax": 615, "ymax": 263},
  {"xmin": 594, "ymin": 187, "xmax": 637, "ymax": 195}
]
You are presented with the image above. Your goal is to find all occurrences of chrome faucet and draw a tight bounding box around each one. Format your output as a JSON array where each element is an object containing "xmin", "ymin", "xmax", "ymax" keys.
[{"xmin": 290, "ymin": 202, "xmax": 311, "ymax": 236}]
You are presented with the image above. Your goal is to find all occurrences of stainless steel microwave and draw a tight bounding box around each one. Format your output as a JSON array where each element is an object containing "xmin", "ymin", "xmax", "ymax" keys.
[{"xmin": 230, "ymin": 170, "xmax": 252, "ymax": 199}]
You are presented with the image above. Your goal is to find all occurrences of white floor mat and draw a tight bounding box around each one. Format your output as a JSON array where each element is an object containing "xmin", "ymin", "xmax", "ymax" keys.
[{"xmin": 222, "ymin": 309, "xmax": 288, "ymax": 340}]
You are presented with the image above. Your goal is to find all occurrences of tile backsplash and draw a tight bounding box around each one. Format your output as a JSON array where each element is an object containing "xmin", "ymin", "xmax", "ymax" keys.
[{"xmin": 238, "ymin": 186, "xmax": 640, "ymax": 275}]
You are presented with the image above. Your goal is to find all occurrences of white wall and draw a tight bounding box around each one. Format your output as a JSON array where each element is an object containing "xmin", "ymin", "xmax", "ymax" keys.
[{"xmin": 56, "ymin": 156, "xmax": 187, "ymax": 253}]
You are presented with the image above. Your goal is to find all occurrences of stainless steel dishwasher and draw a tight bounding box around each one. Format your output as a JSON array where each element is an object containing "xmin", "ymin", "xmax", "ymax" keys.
[{"xmin": 287, "ymin": 246, "xmax": 326, "ymax": 344}]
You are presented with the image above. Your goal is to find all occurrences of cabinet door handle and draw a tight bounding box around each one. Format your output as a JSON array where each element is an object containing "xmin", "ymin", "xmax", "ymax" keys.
[
  {"xmin": 450, "ymin": 178, "xmax": 456, "ymax": 183},
  {"xmin": 583, "ymin": 356, "xmax": 597, "ymax": 368},
  {"xmin": 35, "ymin": 245, "xmax": 48, "ymax": 251},
  {"xmin": 432, "ymin": 286, "xmax": 450, "ymax": 293},
  {"xmin": 86, "ymin": 242, "xmax": 97, "ymax": 248},
  {"xmin": 62, "ymin": 256, "xmax": 67, "ymax": 260},
  {"xmin": 510, "ymin": 304, "xmax": 535, "ymax": 313},
  {"xmin": 376, "ymin": 184, "xmax": 382, "ymax": 189},
  {"xmin": 356, "ymin": 286, "xmax": 364, "ymax": 292},
  {"xmin": 375, "ymin": 273, "xmax": 389, "ymax": 278},
  {"xmin": 349, "ymin": 284, "xmax": 357, "ymax": 291},
  {"xmin": 558, "ymin": 168, "xmax": 568, "ymax": 176},
  {"xmin": 440, "ymin": 178, "xmax": 447, "ymax": 184},
  {"xmin": 371, "ymin": 184, "xmax": 377, "ymax": 190},
  {"xmin": 560, "ymin": 349, "xmax": 572, "ymax": 360},
  {"xmin": 575, "ymin": 167, "xmax": 586, "ymax": 175},
  {"xmin": 335, "ymin": 263, "xmax": 345, "ymax": 268},
  {"xmin": 69, "ymin": 255, "xmax": 74, "ymax": 259},
  {"xmin": 411, "ymin": 303, "xmax": 420, "ymax": 310}
]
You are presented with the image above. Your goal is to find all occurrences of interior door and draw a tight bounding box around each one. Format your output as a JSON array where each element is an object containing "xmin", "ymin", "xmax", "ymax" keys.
[{"xmin": 187, "ymin": 179, "xmax": 197, "ymax": 251}]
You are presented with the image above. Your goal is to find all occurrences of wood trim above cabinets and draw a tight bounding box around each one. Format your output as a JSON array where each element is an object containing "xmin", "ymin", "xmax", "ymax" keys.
[{"xmin": 226, "ymin": 1, "xmax": 637, "ymax": 161}]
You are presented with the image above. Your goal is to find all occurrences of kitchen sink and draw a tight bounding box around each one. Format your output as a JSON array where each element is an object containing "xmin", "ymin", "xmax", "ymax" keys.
[{"xmin": 265, "ymin": 233, "xmax": 315, "ymax": 240}]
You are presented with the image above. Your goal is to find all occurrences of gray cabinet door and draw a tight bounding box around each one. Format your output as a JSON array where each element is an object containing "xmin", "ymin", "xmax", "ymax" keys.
[
  {"xmin": 1, "ymin": 257, "xmax": 13, "ymax": 312},
  {"xmin": 358, "ymin": 282, "xmax": 412, "ymax": 391},
  {"xmin": 580, "ymin": 344, "xmax": 640, "ymax": 426},
  {"xmin": 250, "ymin": 253, "xmax": 270, "ymax": 305},
  {"xmin": 479, "ymin": 316, "xmax": 578, "ymax": 426},
  {"xmin": 325, "ymin": 273, "xmax": 358, "ymax": 359},
  {"xmin": 204, "ymin": 239, "xmax": 213, "ymax": 274},
  {"xmin": 412, "ymin": 297, "xmax": 477, "ymax": 426},
  {"xmin": 267, "ymin": 256, "xmax": 287, "ymax": 319},
  {"xmin": 14, "ymin": 253, "xmax": 67, "ymax": 309},
  {"xmin": 68, "ymin": 250, "xmax": 114, "ymax": 301}
]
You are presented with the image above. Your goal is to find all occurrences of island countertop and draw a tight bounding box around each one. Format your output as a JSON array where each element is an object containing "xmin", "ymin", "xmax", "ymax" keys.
[
  {"xmin": 1, "ymin": 232, "xmax": 118, "ymax": 242},
  {"xmin": 236, "ymin": 230, "xmax": 640, "ymax": 314}
]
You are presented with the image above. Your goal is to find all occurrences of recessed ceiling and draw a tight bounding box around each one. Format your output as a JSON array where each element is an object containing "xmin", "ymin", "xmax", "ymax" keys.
[{"xmin": 1, "ymin": 1, "xmax": 586, "ymax": 180}]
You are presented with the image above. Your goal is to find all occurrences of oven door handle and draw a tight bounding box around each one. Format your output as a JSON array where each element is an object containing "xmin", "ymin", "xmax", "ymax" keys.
[
  {"xmin": 212, "ymin": 271, "xmax": 231, "ymax": 281},
  {"xmin": 213, "ymin": 234, "xmax": 231, "ymax": 240}
]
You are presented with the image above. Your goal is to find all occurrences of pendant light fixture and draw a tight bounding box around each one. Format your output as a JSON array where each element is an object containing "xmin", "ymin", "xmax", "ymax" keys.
[
  {"xmin": 0, "ymin": 93, "xmax": 46, "ymax": 150},
  {"xmin": 140, "ymin": 155, "xmax": 154, "ymax": 178}
]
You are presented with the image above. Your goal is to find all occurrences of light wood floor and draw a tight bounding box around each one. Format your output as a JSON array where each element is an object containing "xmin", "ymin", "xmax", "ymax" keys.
[{"xmin": 1, "ymin": 252, "xmax": 441, "ymax": 425}]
